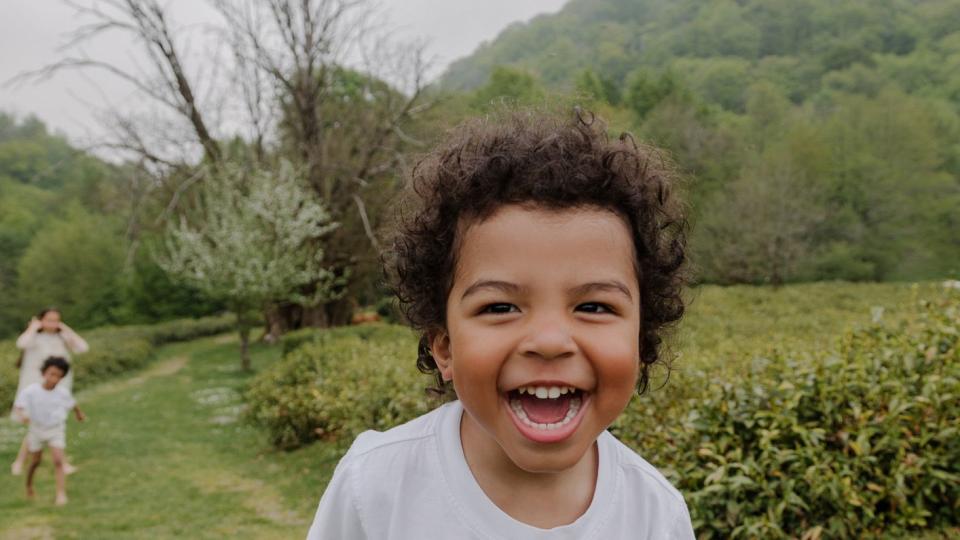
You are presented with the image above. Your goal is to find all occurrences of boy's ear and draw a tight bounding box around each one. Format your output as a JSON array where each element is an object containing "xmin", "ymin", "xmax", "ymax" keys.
[{"xmin": 429, "ymin": 330, "xmax": 454, "ymax": 381}]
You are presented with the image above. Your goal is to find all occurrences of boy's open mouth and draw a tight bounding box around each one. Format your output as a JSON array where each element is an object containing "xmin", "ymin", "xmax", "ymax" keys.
[{"xmin": 504, "ymin": 385, "xmax": 589, "ymax": 442}]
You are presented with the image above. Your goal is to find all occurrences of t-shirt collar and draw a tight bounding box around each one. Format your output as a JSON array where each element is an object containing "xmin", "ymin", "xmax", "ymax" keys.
[{"xmin": 436, "ymin": 400, "xmax": 618, "ymax": 539}]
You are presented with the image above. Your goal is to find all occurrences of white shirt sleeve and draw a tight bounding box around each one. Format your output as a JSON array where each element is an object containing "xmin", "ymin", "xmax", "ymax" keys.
[
  {"xmin": 13, "ymin": 388, "xmax": 28, "ymax": 410},
  {"xmin": 15, "ymin": 330, "xmax": 37, "ymax": 349},
  {"xmin": 306, "ymin": 457, "xmax": 367, "ymax": 540},
  {"xmin": 60, "ymin": 390, "xmax": 76, "ymax": 411},
  {"xmin": 671, "ymin": 506, "xmax": 696, "ymax": 539},
  {"xmin": 63, "ymin": 330, "xmax": 89, "ymax": 354}
]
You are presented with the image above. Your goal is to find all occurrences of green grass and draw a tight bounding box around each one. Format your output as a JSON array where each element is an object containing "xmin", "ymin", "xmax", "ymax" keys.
[
  {"xmin": 0, "ymin": 334, "xmax": 340, "ymax": 539},
  {"xmin": 678, "ymin": 281, "xmax": 937, "ymax": 367}
]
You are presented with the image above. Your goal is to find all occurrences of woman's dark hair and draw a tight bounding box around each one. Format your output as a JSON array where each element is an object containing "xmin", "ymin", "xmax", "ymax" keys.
[
  {"xmin": 41, "ymin": 356, "xmax": 70, "ymax": 376},
  {"xmin": 385, "ymin": 108, "xmax": 690, "ymax": 395}
]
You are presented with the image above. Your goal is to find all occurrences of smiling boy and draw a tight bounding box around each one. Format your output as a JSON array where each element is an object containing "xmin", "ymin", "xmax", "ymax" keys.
[{"xmin": 308, "ymin": 110, "xmax": 695, "ymax": 539}]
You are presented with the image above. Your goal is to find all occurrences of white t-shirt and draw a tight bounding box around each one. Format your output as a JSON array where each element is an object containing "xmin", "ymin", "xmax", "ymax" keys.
[
  {"xmin": 307, "ymin": 401, "xmax": 695, "ymax": 539},
  {"xmin": 13, "ymin": 383, "xmax": 76, "ymax": 429}
]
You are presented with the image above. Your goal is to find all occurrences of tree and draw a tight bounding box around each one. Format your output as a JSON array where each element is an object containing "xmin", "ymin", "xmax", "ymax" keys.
[
  {"xmin": 157, "ymin": 162, "xmax": 339, "ymax": 369},
  {"xmin": 15, "ymin": 205, "xmax": 126, "ymax": 328},
  {"xmin": 697, "ymin": 155, "xmax": 824, "ymax": 285},
  {"xmin": 575, "ymin": 69, "xmax": 621, "ymax": 105},
  {"xmin": 23, "ymin": 0, "xmax": 429, "ymax": 333},
  {"xmin": 625, "ymin": 68, "xmax": 681, "ymax": 120},
  {"xmin": 472, "ymin": 66, "xmax": 546, "ymax": 110}
]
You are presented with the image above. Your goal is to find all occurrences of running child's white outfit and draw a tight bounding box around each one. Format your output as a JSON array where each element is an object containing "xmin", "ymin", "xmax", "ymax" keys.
[
  {"xmin": 307, "ymin": 400, "xmax": 695, "ymax": 539},
  {"xmin": 13, "ymin": 383, "xmax": 76, "ymax": 452}
]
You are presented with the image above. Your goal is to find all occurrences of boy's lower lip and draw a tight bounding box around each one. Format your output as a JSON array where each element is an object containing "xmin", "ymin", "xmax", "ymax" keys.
[{"xmin": 502, "ymin": 393, "xmax": 590, "ymax": 444}]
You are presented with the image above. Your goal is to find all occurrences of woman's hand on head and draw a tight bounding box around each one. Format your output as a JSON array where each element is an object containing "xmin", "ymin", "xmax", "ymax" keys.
[{"xmin": 28, "ymin": 317, "xmax": 40, "ymax": 329}]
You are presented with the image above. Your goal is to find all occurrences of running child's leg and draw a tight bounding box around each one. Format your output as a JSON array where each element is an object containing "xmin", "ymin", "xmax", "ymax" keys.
[
  {"xmin": 11, "ymin": 435, "xmax": 28, "ymax": 475},
  {"xmin": 51, "ymin": 447, "xmax": 67, "ymax": 505},
  {"xmin": 25, "ymin": 450, "xmax": 42, "ymax": 499},
  {"xmin": 63, "ymin": 455, "xmax": 77, "ymax": 475}
]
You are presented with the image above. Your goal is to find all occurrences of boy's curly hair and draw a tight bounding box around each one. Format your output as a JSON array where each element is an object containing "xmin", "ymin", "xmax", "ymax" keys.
[{"xmin": 385, "ymin": 108, "xmax": 689, "ymax": 395}]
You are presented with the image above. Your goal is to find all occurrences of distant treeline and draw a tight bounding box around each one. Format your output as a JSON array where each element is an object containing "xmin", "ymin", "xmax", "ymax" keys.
[
  {"xmin": 0, "ymin": 114, "xmax": 222, "ymax": 338},
  {"xmin": 440, "ymin": 0, "xmax": 960, "ymax": 284}
]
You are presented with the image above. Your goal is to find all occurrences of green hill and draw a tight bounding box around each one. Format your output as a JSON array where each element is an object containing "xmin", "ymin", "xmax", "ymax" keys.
[
  {"xmin": 442, "ymin": 0, "xmax": 960, "ymax": 108},
  {"xmin": 439, "ymin": 0, "xmax": 960, "ymax": 285}
]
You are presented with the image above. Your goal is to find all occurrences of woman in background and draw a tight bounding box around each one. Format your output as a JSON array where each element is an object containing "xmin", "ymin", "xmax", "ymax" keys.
[{"xmin": 10, "ymin": 307, "xmax": 89, "ymax": 475}]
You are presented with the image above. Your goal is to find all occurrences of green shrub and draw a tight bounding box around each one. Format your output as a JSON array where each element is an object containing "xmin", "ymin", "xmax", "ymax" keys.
[
  {"xmin": 278, "ymin": 323, "xmax": 398, "ymax": 356},
  {"xmin": 614, "ymin": 291, "xmax": 959, "ymax": 538},
  {"xmin": 1, "ymin": 314, "xmax": 234, "ymax": 410},
  {"xmin": 246, "ymin": 324, "xmax": 434, "ymax": 449},
  {"xmin": 245, "ymin": 286, "xmax": 959, "ymax": 538}
]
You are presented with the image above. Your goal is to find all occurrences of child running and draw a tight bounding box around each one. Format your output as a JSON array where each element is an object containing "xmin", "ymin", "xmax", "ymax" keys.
[
  {"xmin": 13, "ymin": 356, "xmax": 86, "ymax": 506},
  {"xmin": 308, "ymin": 109, "xmax": 695, "ymax": 538}
]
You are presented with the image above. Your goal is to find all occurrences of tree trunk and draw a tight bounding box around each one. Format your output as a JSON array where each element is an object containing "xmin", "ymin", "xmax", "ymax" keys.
[
  {"xmin": 323, "ymin": 296, "xmax": 355, "ymax": 326},
  {"xmin": 263, "ymin": 304, "xmax": 296, "ymax": 343},
  {"xmin": 239, "ymin": 319, "xmax": 252, "ymax": 371}
]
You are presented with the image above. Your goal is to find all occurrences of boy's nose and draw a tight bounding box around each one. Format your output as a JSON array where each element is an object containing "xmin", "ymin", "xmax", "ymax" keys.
[{"xmin": 519, "ymin": 317, "xmax": 576, "ymax": 360}]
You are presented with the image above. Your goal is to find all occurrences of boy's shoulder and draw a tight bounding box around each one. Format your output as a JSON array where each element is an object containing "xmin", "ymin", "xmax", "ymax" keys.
[
  {"xmin": 20, "ymin": 382, "xmax": 43, "ymax": 396},
  {"xmin": 343, "ymin": 401, "xmax": 451, "ymax": 459},
  {"xmin": 603, "ymin": 431, "xmax": 689, "ymax": 512}
]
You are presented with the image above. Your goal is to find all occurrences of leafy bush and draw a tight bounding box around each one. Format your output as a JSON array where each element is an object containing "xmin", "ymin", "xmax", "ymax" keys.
[
  {"xmin": 1, "ymin": 314, "xmax": 234, "ymax": 410},
  {"xmin": 246, "ymin": 324, "xmax": 434, "ymax": 449},
  {"xmin": 614, "ymin": 291, "xmax": 959, "ymax": 538},
  {"xmin": 246, "ymin": 286, "xmax": 958, "ymax": 538}
]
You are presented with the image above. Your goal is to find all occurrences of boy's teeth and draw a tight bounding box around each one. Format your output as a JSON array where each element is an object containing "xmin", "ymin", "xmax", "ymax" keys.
[
  {"xmin": 517, "ymin": 385, "xmax": 578, "ymax": 398},
  {"xmin": 510, "ymin": 395, "xmax": 582, "ymax": 430}
]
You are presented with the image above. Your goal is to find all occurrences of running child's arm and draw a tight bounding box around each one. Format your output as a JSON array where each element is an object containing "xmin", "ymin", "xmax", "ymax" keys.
[
  {"xmin": 13, "ymin": 407, "xmax": 29, "ymax": 425},
  {"xmin": 73, "ymin": 405, "xmax": 86, "ymax": 422}
]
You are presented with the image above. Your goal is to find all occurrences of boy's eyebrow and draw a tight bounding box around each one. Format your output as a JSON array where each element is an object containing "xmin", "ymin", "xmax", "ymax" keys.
[
  {"xmin": 460, "ymin": 280, "xmax": 526, "ymax": 300},
  {"xmin": 569, "ymin": 280, "xmax": 634, "ymax": 301},
  {"xmin": 460, "ymin": 280, "xmax": 633, "ymax": 301}
]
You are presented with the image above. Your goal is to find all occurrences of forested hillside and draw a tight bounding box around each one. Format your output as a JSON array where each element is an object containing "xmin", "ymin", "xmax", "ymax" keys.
[
  {"xmin": 441, "ymin": 0, "xmax": 960, "ymax": 284},
  {"xmin": 443, "ymin": 0, "xmax": 960, "ymax": 100},
  {"xmin": 0, "ymin": 114, "xmax": 220, "ymax": 338}
]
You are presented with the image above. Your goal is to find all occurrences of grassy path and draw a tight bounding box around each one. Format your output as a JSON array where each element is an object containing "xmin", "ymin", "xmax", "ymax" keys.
[{"xmin": 0, "ymin": 334, "xmax": 339, "ymax": 539}]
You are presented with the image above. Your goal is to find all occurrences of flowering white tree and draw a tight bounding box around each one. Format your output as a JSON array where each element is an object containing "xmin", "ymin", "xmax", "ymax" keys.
[{"xmin": 158, "ymin": 161, "xmax": 340, "ymax": 369}]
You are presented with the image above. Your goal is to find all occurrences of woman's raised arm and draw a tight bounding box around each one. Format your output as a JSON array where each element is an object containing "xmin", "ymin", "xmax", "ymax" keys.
[
  {"xmin": 58, "ymin": 322, "xmax": 90, "ymax": 354},
  {"xmin": 15, "ymin": 318, "xmax": 41, "ymax": 349}
]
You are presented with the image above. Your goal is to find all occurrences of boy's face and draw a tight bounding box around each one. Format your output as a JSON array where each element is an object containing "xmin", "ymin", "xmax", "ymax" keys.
[
  {"xmin": 42, "ymin": 366, "xmax": 66, "ymax": 389},
  {"xmin": 432, "ymin": 205, "xmax": 641, "ymax": 473}
]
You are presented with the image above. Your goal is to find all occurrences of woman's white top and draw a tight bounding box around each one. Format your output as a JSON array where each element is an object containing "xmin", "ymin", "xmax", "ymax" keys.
[
  {"xmin": 307, "ymin": 400, "xmax": 695, "ymax": 539},
  {"xmin": 15, "ymin": 331, "xmax": 88, "ymax": 397}
]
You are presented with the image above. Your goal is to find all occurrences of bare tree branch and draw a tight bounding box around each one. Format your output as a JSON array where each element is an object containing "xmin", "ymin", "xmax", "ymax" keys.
[{"xmin": 352, "ymin": 194, "xmax": 380, "ymax": 251}]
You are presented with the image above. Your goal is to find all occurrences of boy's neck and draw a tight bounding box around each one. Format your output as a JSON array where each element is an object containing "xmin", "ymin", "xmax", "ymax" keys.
[
  {"xmin": 42, "ymin": 382, "xmax": 57, "ymax": 390},
  {"xmin": 459, "ymin": 411, "xmax": 598, "ymax": 528}
]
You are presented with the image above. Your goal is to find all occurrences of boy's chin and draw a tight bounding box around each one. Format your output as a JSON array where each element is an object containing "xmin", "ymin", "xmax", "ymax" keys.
[{"xmin": 501, "ymin": 437, "xmax": 596, "ymax": 475}]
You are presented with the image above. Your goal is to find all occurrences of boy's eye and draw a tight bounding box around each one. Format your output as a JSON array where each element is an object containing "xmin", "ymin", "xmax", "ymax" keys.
[
  {"xmin": 577, "ymin": 302, "xmax": 615, "ymax": 314},
  {"xmin": 480, "ymin": 303, "xmax": 519, "ymax": 315}
]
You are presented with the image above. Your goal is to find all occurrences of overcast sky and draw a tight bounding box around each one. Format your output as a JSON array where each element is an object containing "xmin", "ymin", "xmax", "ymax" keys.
[{"xmin": 0, "ymin": 0, "xmax": 567, "ymax": 146}]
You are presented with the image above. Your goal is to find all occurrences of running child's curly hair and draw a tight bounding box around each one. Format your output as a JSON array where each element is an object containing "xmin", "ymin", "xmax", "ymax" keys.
[{"xmin": 385, "ymin": 108, "xmax": 689, "ymax": 395}]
